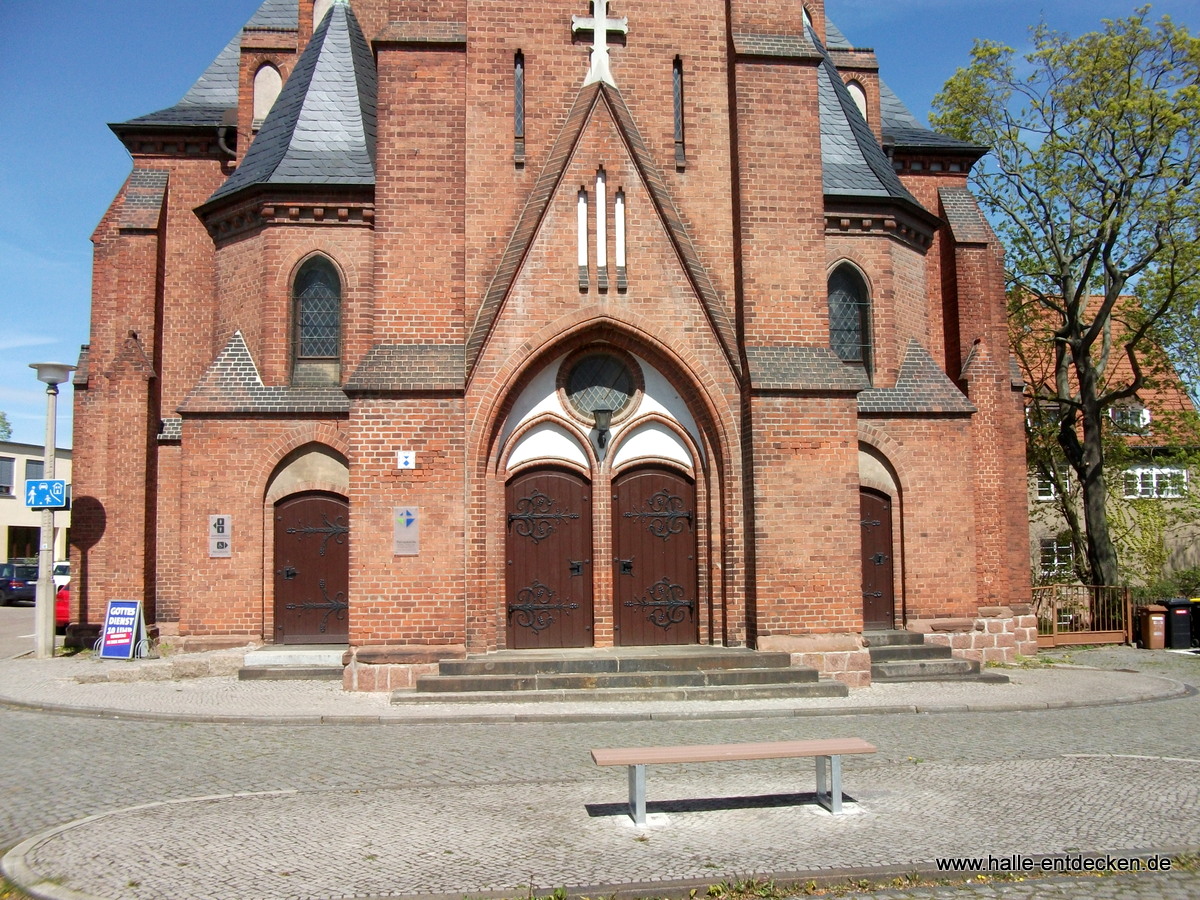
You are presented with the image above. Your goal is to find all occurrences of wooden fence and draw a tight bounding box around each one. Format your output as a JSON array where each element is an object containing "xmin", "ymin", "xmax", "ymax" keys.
[{"xmin": 1031, "ymin": 584, "xmax": 1132, "ymax": 647}]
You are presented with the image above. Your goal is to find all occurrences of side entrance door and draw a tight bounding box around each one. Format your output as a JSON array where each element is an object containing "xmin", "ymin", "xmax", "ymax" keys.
[
  {"xmin": 612, "ymin": 467, "xmax": 698, "ymax": 646},
  {"xmin": 860, "ymin": 488, "xmax": 895, "ymax": 630},
  {"xmin": 506, "ymin": 468, "xmax": 594, "ymax": 649},
  {"xmin": 273, "ymin": 492, "xmax": 350, "ymax": 644}
]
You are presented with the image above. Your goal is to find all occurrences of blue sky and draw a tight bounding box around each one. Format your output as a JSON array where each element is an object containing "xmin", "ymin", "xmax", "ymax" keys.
[{"xmin": 1, "ymin": 0, "xmax": 1197, "ymax": 447}]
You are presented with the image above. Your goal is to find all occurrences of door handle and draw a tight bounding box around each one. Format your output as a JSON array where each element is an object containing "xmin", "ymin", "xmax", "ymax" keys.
[
  {"xmin": 617, "ymin": 558, "xmax": 634, "ymax": 576},
  {"xmin": 278, "ymin": 566, "xmax": 298, "ymax": 580},
  {"xmin": 569, "ymin": 559, "xmax": 590, "ymax": 577}
]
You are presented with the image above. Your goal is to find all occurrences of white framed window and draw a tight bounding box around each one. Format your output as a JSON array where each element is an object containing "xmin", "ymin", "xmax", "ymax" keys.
[
  {"xmin": 0, "ymin": 457, "xmax": 13, "ymax": 496},
  {"xmin": 1039, "ymin": 537, "xmax": 1074, "ymax": 580},
  {"xmin": 1110, "ymin": 404, "xmax": 1151, "ymax": 433},
  {"xmin": 1123, "ymin": 466, "xmax": 1187, "ymax": 499},
  {"xmin": 1034, "ymin": 465, "xmax": 1069, "ymax": 501}
]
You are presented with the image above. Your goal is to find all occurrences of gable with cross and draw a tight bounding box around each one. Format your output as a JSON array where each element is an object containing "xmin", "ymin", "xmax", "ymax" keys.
[{"xmin": 572, "ymin": 0, "xmax": 628, "ymax": 86}]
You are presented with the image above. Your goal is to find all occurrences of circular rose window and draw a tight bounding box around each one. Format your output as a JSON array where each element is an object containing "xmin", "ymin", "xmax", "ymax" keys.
[{"xmin": 565, "ymin": 353, "xmax": 636, "ymax": 421}]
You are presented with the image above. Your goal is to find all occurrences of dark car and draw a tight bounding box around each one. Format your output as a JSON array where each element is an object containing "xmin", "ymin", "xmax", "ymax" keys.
[{"xmin": 0, "ymin": 563, "xmax": 39, "ymax": 604}]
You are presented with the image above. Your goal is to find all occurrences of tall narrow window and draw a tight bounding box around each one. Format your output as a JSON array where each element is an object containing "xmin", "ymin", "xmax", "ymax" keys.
[
  {"xmin": 578, "ymin": 188, "xmax": 589, "ymax": 291},
  {"xmin": 828, "ymin": 264, "xmax": 871, "ymax": 374},
  {"xmin": 615, "ymin": 188, "xmax": 627, "ymax": 291},
  {"xmin": 673, "ymin": 57, "xmax": 686, "ymax": 170},
  {"xmin": 253, "ymin": 64, "xmax": 283, "ymax": 131},
  {"xmin": 595, "ymin": 169, "xmax": 608, "ymax": 291},
  {"xmin": 514, "ymin": 51, "xmax": 526, "ymax": 166},
  {"xmin": 293, "ymin": 256, "xmax": 342, "ymax": 385},
  {"xmin": 847, "ymin": 81, "xmax": 868, "ymax": 124}
]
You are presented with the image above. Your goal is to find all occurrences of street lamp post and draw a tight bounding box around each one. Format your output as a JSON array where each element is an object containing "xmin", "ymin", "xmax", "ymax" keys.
[{"xmin": 30, "ymin": 362, "xmax": 75, "ymax": 659}]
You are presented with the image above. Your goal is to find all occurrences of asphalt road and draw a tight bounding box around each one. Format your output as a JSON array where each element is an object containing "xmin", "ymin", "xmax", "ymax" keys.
[{"xmin": 0, "ymin": 604, "xmax": 37, "ymax": 659}]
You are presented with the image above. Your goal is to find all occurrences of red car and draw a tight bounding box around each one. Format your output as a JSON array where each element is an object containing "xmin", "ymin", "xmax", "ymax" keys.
[{"xmin": 55, "ymin": 584, "xmax": 70, "ymax": 630}]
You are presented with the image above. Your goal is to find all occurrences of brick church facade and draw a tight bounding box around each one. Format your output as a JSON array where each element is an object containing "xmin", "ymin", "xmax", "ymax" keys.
[{"xmin": 72, "ymin": 0, "xmax": 1030, "ymax": 687}]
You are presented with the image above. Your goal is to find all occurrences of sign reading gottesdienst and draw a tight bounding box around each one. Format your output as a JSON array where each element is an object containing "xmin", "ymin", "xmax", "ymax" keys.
[{"xmin": 99, "ymin": 600, "xmax": 143, "ymax": 660}]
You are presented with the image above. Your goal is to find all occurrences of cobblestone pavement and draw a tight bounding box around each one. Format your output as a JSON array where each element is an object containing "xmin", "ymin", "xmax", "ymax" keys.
[{"xmin": 0, "ymin": 647, "xmax": 1197, "ymax": 899}]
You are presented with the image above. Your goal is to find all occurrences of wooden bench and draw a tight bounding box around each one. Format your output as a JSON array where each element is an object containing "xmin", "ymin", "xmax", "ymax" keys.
[{"xmin": 591, "ymin": 737, "xmax": 877, "ymax": 824}]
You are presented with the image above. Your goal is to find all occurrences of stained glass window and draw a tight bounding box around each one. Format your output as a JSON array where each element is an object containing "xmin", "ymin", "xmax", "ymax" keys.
[
  {"xmin": 828, "ymin": 265, "xmax": 871, "ymax": 373},
  {"xmin": 294, "ymin": 257, "xmax": 341, "ymax": 361}
]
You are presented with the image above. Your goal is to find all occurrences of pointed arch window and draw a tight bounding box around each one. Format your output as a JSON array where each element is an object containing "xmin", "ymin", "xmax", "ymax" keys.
[
  {"xmin": 253, "ymin": 64, "xmax": 282, "ymax": 131},
  {"xmin": 293, "ymin": 256, "xmax": 342, "ymax": 384},
  {"xmin": 828, "ymin": 264, "xmax": 872, "ymax": 375}
]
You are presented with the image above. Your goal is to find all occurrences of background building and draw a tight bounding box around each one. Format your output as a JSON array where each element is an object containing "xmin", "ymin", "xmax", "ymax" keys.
[{"xmin": 0, "ymin": 441, "xmax": 72, "ymax": 563}]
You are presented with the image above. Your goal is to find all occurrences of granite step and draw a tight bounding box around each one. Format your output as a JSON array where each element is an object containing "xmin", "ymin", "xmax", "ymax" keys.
[
  {"xmin": 393, "ymin": 679, "xmax": 849, "ymax": 705},
  {"xmin": 238, "ymin": 645, "xmax": 346, "ymax": 681}
]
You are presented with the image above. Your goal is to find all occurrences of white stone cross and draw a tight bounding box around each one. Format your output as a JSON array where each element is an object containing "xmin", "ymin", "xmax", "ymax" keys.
[{"xmin": 572, "ymin": 0, "xmax": 628, "ymax": 86}]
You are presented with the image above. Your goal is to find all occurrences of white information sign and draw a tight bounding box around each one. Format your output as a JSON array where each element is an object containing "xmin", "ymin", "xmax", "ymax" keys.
[
  {"xmin": 209, "ymin": 514, "xmax": 232, "ymax": 558},
  {"xmin": 397, "ymin": 450, "xmax": 417, "ymax": 470},
  {"xmin": 393, "ymin": 507, "xmax": 420, "ymax": 556}
]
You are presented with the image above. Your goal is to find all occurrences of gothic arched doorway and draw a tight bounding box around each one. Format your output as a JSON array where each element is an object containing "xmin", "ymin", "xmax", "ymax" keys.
[
  {"xmin": 860, "ymin": 487, "xmax": 895, "ymax": 629},
  {"xmin": 273, "ymin": 492, "xmax": 349, "ymax": 644}
]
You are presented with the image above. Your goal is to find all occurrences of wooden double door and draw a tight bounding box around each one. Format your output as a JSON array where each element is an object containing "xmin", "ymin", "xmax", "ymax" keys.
[{"xmin": 505, "ymin": 466, "xmax": 698, "ymax": 649}]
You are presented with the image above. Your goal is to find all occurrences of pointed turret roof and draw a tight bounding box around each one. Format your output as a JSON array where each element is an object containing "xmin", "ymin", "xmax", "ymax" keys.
[
  {"xmin": 208, "ymin": 0, "xmax": 376, "ymax": 203},
  {"xmin": 810, "ymin": 24, "xmax": 919, "ymax": 205},
  {"xmin": 114, "ymin": 0, "xmax": 298, "ymax": 131},
  {"xmin": 822, "ymin": 19, "xmax": 986, "ymax": 158}
]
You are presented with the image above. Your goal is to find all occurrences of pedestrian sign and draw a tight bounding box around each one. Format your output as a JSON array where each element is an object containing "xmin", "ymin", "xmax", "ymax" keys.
[{"xmin": 25, "ymin": 479, "xmax": 69, "ymax": 510}]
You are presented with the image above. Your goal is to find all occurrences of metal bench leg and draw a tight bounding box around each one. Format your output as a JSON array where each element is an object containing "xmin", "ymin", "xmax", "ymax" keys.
[
  {"xmin": 627, "ymin": 764, "xmax": 647, "ymax": 825},
  {"xmin": 815, "ymin": 755, "xmax": 843, "ymax": 814}
]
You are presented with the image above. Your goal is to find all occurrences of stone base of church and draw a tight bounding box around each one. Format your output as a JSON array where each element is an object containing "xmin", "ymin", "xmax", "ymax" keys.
[
  {"xmin": 909, "ymin": 605, "xmax": 1039, "ymax": 664},
  {"xmin": 758, "ymin": 633, "xmax": 872, "ymax": 688},
  {"xmin": 341, "ymin": 644, "xmax": 465, "ymax": 692}
]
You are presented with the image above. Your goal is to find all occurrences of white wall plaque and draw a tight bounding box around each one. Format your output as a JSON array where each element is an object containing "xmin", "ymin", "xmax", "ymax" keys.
[
  {"xmin": 208, "ymin": 515, "xmax": 232, "ymax": 558},
  {"xmin": 397, "ymin": 450, "xmax": 417, "ymax": 470},
  {"xmin": 393, "ymin": 507, "xmax": 420, "ymax": 556}
]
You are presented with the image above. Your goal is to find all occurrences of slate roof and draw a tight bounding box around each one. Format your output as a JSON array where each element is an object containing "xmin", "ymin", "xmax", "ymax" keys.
[
  {"xmin": 209, "ymin": 0, "xmax": 376, "ymax": 203},
  {"xmin": 180, "ymin": 331, "xmax": 349, "ymax": 415},
  {"xmin": 245, "ymin": 0, "xmax": 299, "ymax": 30},
  {"xmin": 811, "ymin": 26, "xmax": 918, "ymax": 205},
  {"xmin": 115, "ymin": 0, "xmax": 299, "ymax": 131},
  {"xmin": 745, "ymin": 347, "xmax": 870, "ymax": 393},
  {"xmin": 117, "ymin": 35, "xmax": 241, "ymax": 129},
  {"xmin": 857, "ymin": 339, "xmax": 975, "ymax": 415},
  {"xmin": 820, "ymin": 19, "xmax": 985, "ymax": 158},
  {"xmin": 879, "ymin": 82, "xmax": 987, "ymax": 155}
]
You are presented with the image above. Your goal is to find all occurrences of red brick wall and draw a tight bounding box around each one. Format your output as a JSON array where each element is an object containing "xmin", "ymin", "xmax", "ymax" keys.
[{"xmin": 347, "ymin": 400, "xmax": 466, "ymax": 646}]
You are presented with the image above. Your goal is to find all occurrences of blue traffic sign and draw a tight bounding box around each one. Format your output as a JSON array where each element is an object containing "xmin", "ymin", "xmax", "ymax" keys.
[{"xmin": 25, "ymin": 480, "xmax": 68, "ymax": 509}]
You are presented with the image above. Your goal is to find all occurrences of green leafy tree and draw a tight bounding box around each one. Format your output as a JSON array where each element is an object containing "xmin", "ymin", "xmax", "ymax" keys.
[
  {"xmin": 932, "ymin": 8, "xmax": 1200, "ymax": 585},
  {"xmin": 0, "ymin": 411, "xmax": 11, "ymax": 441}
]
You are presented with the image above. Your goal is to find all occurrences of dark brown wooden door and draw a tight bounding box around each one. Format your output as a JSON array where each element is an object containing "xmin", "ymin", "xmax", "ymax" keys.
[
  {"xmin": 506, "ymin": 468, "xmax": 594, "ymax": 649},
  {"xmin": 861, "ymin": 488, "xmax": 895, "ymax": 630},
  {"xmin": 273, "ymin": 493, "xmax": 350, "ymax": 644},
  {"xmin": 612, "ymin": 467, "xmax": 698, "ymax": 646}
]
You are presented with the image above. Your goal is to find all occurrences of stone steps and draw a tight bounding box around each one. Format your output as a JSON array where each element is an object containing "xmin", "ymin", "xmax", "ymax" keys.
[
  {"xmin": 238, "ymin": 645, "xmax": 346, "ymax": 681},
  {"xmin": 398, "ymin": 646, "xmax": 847, "ymax": 703},
  {"xmin": 864, "ymin": 630, "xmax": 1009, "ymax": 684}
]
